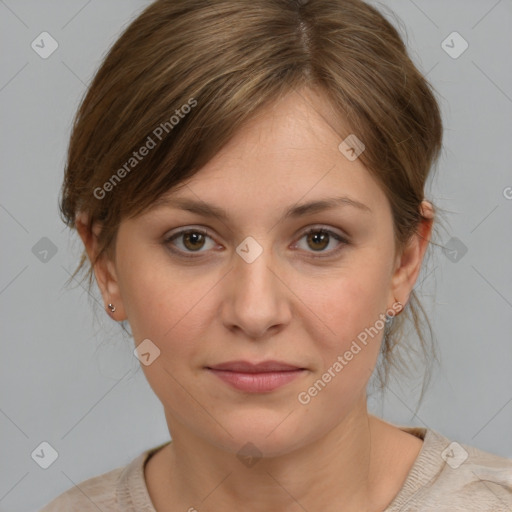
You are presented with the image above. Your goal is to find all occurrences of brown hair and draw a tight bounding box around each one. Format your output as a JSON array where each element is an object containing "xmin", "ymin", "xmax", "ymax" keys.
[{"xmin": 60, "ymin": 0, "xmax": 445, "ymax": 404}]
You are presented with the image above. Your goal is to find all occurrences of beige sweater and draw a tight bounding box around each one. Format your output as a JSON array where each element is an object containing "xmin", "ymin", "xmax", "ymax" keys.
[{"xmin": 40, "ymin": 427, "xmax": 512, "ymax": 511}]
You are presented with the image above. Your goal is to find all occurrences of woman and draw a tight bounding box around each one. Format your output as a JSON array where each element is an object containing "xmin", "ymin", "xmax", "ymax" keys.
[{"xmin": 41, "ymin": 0, "xmax": 512, "ymax": 510}]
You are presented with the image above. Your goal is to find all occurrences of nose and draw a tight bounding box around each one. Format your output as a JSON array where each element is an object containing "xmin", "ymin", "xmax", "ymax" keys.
[{"xmin": 220, "ymin": 240, "xmax": 292, "ymax": 340}]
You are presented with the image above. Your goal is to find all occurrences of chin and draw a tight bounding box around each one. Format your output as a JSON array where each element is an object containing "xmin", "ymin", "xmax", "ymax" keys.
[{"xmin": 208, "ymin": 412, "xmax": 313, "ymax": 459}]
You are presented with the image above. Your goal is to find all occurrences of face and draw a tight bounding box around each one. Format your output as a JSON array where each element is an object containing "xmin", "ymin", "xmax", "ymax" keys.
[{"xmin": 85, "ymin": 88, "xmax": 431, "ymax": 457}]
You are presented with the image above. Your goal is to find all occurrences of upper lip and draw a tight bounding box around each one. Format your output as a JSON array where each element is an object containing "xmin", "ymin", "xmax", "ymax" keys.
[{"xmin": 207, "ymin": 360, "xmax": 304, "ymax": 373}]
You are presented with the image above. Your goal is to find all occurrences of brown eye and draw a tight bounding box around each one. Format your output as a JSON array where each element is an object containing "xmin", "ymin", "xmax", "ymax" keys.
[
  {"xmin": 306, "ymin": 230, "xmax": 330, "ymax": 251},
  {"xmin": 165, "ymin": 228, "xmax": 216, "ymax": 256},
  {"xmin": 295, "ymin": 227, "xmax": 349, "ymax": 258},
  {"xmin": 182, "ymin": 231, "xmax": 206, "ymax": 251}
]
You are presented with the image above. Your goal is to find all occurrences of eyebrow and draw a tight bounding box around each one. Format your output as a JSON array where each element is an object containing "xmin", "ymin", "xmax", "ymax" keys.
[{"xmin": 152, "ymin": 195, "xmax": 372, "ymax": 222}]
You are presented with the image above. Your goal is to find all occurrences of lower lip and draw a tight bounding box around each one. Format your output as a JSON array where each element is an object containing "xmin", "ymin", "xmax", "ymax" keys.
[{"xmin": 207, "ymin": 369, "xmax": 305, "ymax": 392}]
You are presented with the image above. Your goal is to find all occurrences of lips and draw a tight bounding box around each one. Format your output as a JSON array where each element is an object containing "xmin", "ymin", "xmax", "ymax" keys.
[
  {"xmin": 206, "ymin": 360, "xmax": 304, "ymax": 373},
  {"xmin": 205, "ymin": 360, "xmax": 307, "ymax": 393}
]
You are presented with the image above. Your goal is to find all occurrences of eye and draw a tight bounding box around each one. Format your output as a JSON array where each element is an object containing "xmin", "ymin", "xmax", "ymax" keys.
[
  {"xmin": 294, "ymin": 227, "xmax": 349, "ymax": 257},
  {"xmin": 163, "ymin": 225, "xmax": 349, "ymax": 260},
  {"xmin": 164, "ymin": 228, "xmax": 217, "ymax": 257}
]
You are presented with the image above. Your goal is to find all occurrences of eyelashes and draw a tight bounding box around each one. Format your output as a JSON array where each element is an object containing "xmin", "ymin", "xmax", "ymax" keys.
[
  {"xmin": 164, "ymin": 228, "xmax": 217, "ymax": 256},
  {"xmin": 163, "ymin": 225, "xmax": 350, "ymax": 260},
  {"xmin": 294, "ymin": 227, "xmax": 349, "ymax": 258}
]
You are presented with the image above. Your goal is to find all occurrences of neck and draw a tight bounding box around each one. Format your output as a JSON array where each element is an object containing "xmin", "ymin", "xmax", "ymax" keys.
[{"xmin": 148, "ymin": 399, "xmax": 402, "ymax": 512}]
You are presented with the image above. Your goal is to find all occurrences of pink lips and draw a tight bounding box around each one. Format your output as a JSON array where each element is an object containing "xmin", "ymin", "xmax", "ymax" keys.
[{"xmin": 206, "ymin": 360, "xmax": 306, "ymax": 393}]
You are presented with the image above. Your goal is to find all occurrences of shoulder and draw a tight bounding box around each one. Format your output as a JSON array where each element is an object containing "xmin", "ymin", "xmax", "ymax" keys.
[
  {"xmin": 389, "ymin": 427, "xmax": 512, "ymax": 511},
  {"xmin": 39, "ymin": 465, "xmax": 125, "ymax": 511},
  {"xmin": 38, "ymin": 448, "xmax": 154, "ymax": 512},
  {"xmin": 430, "ymin": 432, "xmax": 512, "ymax": 510}
]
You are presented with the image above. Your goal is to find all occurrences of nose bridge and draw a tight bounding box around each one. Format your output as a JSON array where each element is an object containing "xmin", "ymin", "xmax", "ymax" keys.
[
  {"xmin": 234, "ymin": 234, "xmax": 278, "ymax": 301},
  {"xmin": 223, "ymin": 235, "xmax": 289, "ymax": 337}
]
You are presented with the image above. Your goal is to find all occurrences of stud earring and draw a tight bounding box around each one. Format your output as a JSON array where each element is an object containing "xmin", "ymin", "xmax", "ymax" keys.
[{"xmin": 107, "ymin": 303, "xmax": 116, "ymax": 313}]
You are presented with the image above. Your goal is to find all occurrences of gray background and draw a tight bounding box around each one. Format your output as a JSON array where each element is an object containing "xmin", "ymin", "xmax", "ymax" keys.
[{"xmin": 1, "ymin": 1, "xmax": 511, "ymax": 510}]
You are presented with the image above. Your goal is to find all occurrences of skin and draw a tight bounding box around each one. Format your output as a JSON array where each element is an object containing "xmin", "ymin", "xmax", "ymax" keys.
[{"xmin": 78, "ymin": 87, "xmax": 433, "ymax": 512}]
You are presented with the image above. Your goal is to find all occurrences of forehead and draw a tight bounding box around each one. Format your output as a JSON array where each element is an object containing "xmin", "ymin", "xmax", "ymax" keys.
[{"xmin": 148, "ymin": 88, "xmax": 391, "ymax": 225}]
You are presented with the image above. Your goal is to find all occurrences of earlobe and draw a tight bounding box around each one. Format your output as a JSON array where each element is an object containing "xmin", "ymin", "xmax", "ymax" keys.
[
  {"xmin": 99, "ymin": 257, "xmax": 126, "ymax": 320},
  {"xmin": 75, "ymin": 213, "xmax": 127, "ymax": 321}
]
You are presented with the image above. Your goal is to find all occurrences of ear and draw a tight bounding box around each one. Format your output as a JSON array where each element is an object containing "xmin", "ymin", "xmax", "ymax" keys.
[
  {"xmin": 388, "ymin": 200, "xmax": 434, "ymax": 310},
  {"xmin": 76, "ymin": 213, "xmax": 127, "ymax": 321}
]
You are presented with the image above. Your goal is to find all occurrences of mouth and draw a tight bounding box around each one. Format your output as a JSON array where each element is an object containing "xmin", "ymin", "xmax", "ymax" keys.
[{"xmin": 205, "ymin": 360, "xmax": 307, "ymax": 393}]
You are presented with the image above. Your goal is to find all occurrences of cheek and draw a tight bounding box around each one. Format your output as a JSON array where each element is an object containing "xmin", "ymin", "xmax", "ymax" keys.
[
  {"xmin": 290, "ymin": 259, "xmax": 392, "ymax": 416},
  {"xmin": 119, "ymin": 262, "xmax": 207, "ymax": 343},
  {"xmin": 299, "ymin": 256, "xmax": 391, "ymax": 355},
  {"xmin": 293, "ymin": 268, "xmax": 389, "ymax": 415},
  {"xmin": 116, "ymin": 254, "xmax": 219, "ymax": 411},
  {"xmin": 116, "ymin": 245, "xmax": 225, "ymax": 370}
]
